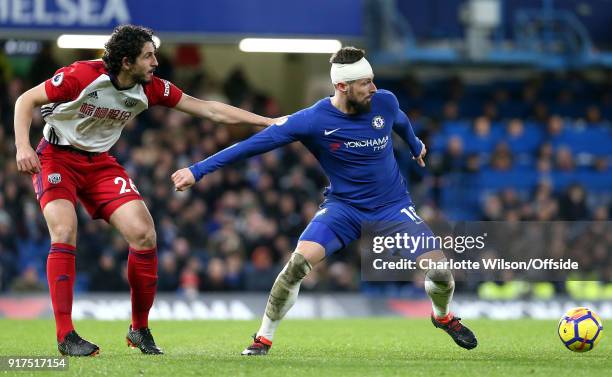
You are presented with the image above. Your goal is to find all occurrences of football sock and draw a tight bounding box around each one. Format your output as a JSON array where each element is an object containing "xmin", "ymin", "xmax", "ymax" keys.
[
  {"xmin": 425, "ymin": 268, "xmax": 455, "ymax": 319},
  {"xmin": 257, "ymin": 253, "xmax": 312, "ymax": 341},
  {"xmin": 47, "ymin": 243, "xmax": 76, "ymax": 342},
  {"xmin": 127, "ymin": 247, "xmax": 158, "ymax": 330},
  {"xmin": 257, "ymin": 314, "xmax": 280, "ymax": 342}
]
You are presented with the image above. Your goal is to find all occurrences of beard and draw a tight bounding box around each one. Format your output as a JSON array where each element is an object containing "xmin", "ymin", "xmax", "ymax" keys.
[
  {"xmin": 346, "ymin": 87, "xmax": 372, "ymax": 114},
  {"xmin": 346, "ymin": 96, "xmax": 371, "ymax": 114},
  {"xmin": 133, "ymin": 71, "xmax": 151, "ymax": 85}
]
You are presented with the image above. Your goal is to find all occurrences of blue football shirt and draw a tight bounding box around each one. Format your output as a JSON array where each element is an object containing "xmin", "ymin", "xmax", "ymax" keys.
[{"xmin": 190, "ymin": 89, "xmax": 423, "ymax": 210}]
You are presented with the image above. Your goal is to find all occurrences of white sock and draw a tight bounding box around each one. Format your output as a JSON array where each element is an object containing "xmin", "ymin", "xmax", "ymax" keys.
[
  {"xmin": 257, "ymin": 314, "xmax": 281, "ymax": 341},
  {"xmin": 425, "ymin": 274, "xmax": 455, "ymax": 318}
]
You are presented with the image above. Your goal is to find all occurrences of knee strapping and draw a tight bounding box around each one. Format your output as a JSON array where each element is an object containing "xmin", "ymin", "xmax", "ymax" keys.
[
  {"xmin": 279, "ymin": 252, "xmax": 312, "ymax": 286},
  {"xmin": 425, "ymin": 268, "xmax": 455, "ymax": 291},
  {"xmin": 265, "ymin": 252, "xmax": 312, "ymax": 320}
]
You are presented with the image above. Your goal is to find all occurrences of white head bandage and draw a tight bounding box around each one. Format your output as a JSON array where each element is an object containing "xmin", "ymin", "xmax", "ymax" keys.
[{"xmin": 330, "ymin": 57, "xmax": 373, "ymax": 84}]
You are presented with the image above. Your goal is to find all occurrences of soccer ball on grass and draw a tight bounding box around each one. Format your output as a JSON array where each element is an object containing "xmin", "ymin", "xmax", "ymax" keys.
[{"xmin": 558, "ymin": 307, "xmax": 603, "ymax": 352}]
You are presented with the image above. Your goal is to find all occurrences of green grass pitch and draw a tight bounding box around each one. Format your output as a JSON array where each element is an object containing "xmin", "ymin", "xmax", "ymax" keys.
[{"xmin": 0, "ymin": 318, "xmax": 608, "ymax": 376}]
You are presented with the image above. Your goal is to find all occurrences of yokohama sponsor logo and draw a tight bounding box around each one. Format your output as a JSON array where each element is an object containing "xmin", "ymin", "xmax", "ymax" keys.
[{"xmin": 344, "ymin": 135, "xmax": 389, "ymax": 150}]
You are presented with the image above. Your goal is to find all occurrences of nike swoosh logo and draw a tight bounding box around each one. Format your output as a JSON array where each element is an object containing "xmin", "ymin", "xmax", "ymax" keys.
[{"xmin": 324, "ymin": 128, "xmax": 340, "ymax": 136}]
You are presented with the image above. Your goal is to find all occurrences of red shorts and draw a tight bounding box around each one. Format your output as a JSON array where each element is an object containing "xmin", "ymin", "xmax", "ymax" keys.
[{"xmin": 32, "ymin": 139, "xmax": 143, "ymax": 222}]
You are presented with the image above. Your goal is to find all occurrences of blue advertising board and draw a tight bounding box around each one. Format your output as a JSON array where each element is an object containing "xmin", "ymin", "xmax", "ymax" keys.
[{"xmin": 0, "ymin": 0, "xmax": 363, "ymax": 37}]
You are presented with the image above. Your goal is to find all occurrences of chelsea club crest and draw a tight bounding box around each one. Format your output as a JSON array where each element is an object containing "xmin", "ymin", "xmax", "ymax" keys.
[{"xmin": 372, "ymin": 115, "xmax": 385, "ymax": 129}]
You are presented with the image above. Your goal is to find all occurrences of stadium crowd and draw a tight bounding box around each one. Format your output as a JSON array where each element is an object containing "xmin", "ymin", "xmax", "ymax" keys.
[{"xmin": 0, "ymin": 47, "xmax": 610, "ymax": 297}]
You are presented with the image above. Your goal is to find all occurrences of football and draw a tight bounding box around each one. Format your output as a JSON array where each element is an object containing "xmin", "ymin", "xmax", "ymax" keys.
[{"xmin": 558, "ymin": 307, "xmax": 604, "ymax": 352}]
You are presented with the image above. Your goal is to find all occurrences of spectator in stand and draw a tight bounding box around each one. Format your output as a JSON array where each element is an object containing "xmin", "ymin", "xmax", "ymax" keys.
[
  {"xmin": 244, "ymin": 246, "xmax": 278, "ymax": 291},
  {"xmin": 89, "ymin": 253, "xmax": 128, "ymax": 292},
  {"xmin": 559, "ymin": 184, "xmax": 589, "ymax": 220},
  {"xmin": 157, "ymin": 252, "xmax": 180, "ymax": 292}
]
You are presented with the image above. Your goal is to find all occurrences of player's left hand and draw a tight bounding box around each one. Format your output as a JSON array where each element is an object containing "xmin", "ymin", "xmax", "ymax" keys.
[
  {"xmin": 413, "ymin": 142, "xmax": 427, "ymax": 167},
  {"xmin": 171, "ymin": 168, "xmax": 196, "ymax": 191}
]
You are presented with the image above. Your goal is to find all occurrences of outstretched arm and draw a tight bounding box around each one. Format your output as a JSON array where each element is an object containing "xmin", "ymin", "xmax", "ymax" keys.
[
  {"xmin": 172, "ymin": 113, "xmax": 311, "ymax": 191},
  {"xmin": 393, "ymin": 110, "xmax": 426, "ymax": 167},
  {"xmin": 175, "ymin": 94, "xmax": 278, "ymax": 127}
]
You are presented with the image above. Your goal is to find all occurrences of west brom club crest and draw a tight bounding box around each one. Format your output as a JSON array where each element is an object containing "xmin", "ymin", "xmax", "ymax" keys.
[
  {"xmin": 372, "ymin": 115, "xmax": 385, "ymax": 129},
  {"xmin": 48, "ymin": 173, "xmax": 62, "ymax": 184},
  {"xmin": 124, "ymin": 97, "xmax": 138, "ymax": 108}
]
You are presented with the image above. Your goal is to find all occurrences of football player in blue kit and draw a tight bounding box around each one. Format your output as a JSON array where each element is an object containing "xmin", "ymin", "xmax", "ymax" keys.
[{"xmin": 172, "ymin": 47, "xmax": 478, "ymax": 355}]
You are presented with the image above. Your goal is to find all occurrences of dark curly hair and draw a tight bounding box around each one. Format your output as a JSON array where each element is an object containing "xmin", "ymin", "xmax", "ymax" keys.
[
  {"xmin": 102, "ymin": 25, "xmax": 155, "ymax": 75},
  {"xmin": 329, "ymin": 46, "xmax": 365, "ymax": 64}
]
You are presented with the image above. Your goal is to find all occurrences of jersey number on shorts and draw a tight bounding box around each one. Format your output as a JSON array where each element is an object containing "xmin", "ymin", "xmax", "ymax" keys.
[
  {"xmin": 401, "ymin": 206, "xmax": 423, "ymax": 224},
  {"xmin": 114, "ymin": 177, "xmax": 139, "ymax": 194}
]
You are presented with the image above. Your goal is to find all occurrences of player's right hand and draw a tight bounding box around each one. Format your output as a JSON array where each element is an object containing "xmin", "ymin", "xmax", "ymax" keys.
[
  {"xmin": 15, "ymin": 144, "xmax": 41, "ymax": 175},
  {"xmin": 171, "ymin": 168, "xmax": 196, "ymax": 191}
]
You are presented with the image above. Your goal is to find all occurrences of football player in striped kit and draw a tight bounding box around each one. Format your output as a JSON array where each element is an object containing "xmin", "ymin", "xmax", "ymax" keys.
[{"xmin": 14, "ymin": 24, "xmax": 278, "ymax": 356}]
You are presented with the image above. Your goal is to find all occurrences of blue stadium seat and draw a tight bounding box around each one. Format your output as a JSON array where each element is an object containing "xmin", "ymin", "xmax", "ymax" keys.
[
  {"xmin": 546, "ymin": 171, "xmax": 579, "ymax": 192},
  {"xmin": 575, "ymin": 170, "xmax": 612, "ymax": 192},
  {"xmin": 477, "ymin": 169, "xmax": 538, "ymax": 192},
  {"xmin": 551, "ymin": 127, "xmax": 612, "ymax": 155},
  {"xmin": 464, "ymin": 134, "xmax": 500, "ymax": 155},
  {"xmin": 505, "ymin": 124, "xmax": 544, "ymax": 154}
]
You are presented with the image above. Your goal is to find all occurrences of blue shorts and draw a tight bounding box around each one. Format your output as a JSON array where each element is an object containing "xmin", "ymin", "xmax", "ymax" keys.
[{"xmin": 299, "ymin": 196, "xmax": 435, "ymax": 257}]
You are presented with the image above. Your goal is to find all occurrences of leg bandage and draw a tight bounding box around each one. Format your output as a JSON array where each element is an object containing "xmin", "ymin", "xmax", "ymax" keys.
[
  {"xmin": 424, "ymin": 267, "xmax": 455, "ymax": 318},
  {"xmin": 258, "ymin": 252, "xmax": 312, "ymax": 340},
  {"xmin": 265, "ymin": 252, "xmax": 312, "ymax": 320}
]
